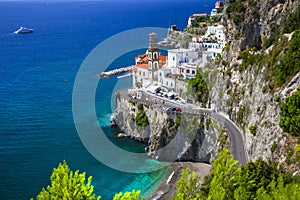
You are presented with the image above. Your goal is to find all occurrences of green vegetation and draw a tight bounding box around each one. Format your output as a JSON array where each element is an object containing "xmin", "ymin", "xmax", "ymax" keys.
[
  {"xmin": 174, "ymin": 113, "xmax": 182, "ymax": 129},
  {"xmin": 226, "ymin": 1, "xmax": 246, "ymax": 25},
  {"xmin": 279, "ymin": 88, "xmax": 300, "ymax": 136},
  {"xmin": 173, "ymin": 168, "xmax": 203, "ymax": 200},
  {"xmin": 282, "ymin": 6, "xmax": 300, "ymax": 34},
  {"xmin": 33, "ymin": 161, "xmax": 143, "ymax": 200},
  {"xmin": 113, "ymin": 190, "xmax": 142, "ymax": 200},
  {"xmin": 188, "ymin": 71, "xmax": 209, "ymax": 103},
  {"xmin": 249, "ymin": 125, "xmax": 257, "ymax": 136},
  {"xmin": 32, "ymin": 161, "xmax": 101, "ymax": 200},
  {"xmin": 236, "ymin": 106, "xmax": 245, "ymax": 125},
  {"xmin": 134, "ymin": 104, "xmax": 149, "ymax": 127},
  {"xmin": 239, "ymin": 49, "xmax": 262, "ymax": 71},
  {"xmin": 173, "ymin": 149, "xmax": 300, "ymax": 200},
  {"xmin": 276, "ymin": 30, "xmax": 300, "ymax": 86},
  {"xmin": 115, "ymin": 92, "xmax": 121, "ymax": 99}
]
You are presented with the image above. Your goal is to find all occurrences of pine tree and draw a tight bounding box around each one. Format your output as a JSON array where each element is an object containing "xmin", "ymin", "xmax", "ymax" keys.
[
  {"xmin": 173, "ymin": 168, "xmax": 203, "ymax": 200},
  {"xmin": 33, "ymin": 160, "xmax": 101, "ymax": 200},
  {"xmin": 113, "ymin": 190, "xmax": 142, "ymax": 200},
  {"xmin": 207, "ymin": 149, "xmax": 240, "ymax": 200}
]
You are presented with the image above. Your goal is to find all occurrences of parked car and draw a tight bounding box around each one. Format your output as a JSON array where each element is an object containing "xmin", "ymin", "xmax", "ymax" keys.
[
  {"xmin": 176, "ymin": 107, "xmax": 182, "ymax": 112},
  {"xmin": 165, "ymin": 107, "xmax": 176, "ymax": 111}
]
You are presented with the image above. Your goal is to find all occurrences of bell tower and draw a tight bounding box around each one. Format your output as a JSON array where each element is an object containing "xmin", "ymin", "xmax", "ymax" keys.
[{"xmin": 148, "ymin": 32, "xmax": 159, "ymax": 81}]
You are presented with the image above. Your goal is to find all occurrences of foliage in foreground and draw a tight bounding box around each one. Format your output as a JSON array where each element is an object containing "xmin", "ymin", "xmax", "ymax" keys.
[
  {"xmin": 173, "ymin": 149, "xmax": 300, "ymax": 200},
  {"xmin": 32, "ymin": 161, "xmax": 142, "ymax": 200},
  {"xmin": 280, "ymin": 88, "xmax": 300, "ymax": 136},
  {"xmin": 113, "ymin": 190, "xmax": 142, "ymax": 200}
]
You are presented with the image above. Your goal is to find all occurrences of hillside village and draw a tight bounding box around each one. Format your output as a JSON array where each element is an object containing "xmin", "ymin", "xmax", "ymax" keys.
[{"xmin": 131, "ymin": 1, "xmax": 226, "ymax": 102}]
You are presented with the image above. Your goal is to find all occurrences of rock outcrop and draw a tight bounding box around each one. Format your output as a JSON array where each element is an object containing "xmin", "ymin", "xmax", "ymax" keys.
[
  {"xmin": 113, "ymin": 94, "xmax": 222, "ymax": 163},
  {"xmin": 210, "ymin": 0, "xmax": 299, "ymax": 172}
]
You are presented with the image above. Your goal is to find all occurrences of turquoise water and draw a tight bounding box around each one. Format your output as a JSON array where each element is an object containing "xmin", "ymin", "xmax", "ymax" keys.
[{"xmin": 0, "ymin": 1, "xmax": 214, "ymax": 199}]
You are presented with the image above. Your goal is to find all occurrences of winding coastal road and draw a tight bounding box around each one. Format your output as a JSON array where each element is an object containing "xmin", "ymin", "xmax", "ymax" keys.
[
  {"xmin": 183, "ymin": 107, "xmax": 247, "ymax": 166},
  {"xmin": 120, "ymin": 89, "xmax": 248, "ymax": 166}
]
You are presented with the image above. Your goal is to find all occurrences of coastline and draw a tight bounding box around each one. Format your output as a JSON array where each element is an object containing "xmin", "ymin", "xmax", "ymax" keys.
[{"xmin": 147, "ymin": 162, "xmax": 212, "ymax": 200}]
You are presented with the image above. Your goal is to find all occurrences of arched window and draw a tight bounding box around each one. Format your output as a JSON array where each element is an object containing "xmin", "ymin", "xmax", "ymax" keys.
[
  {"xmin": 154, "ymin": 52, "xmax": 158, "ymax": 59},
  {"xmin": 154, "ymin": 62, "xmax": 158, "ymax": 69}
]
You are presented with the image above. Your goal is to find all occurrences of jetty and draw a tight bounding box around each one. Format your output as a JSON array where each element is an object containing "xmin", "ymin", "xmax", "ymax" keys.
[
  {"xmin": 97, "ymin": 66, "xmax": 133, "ymax": 78},
  {"xmin": 117, "ymin": 73, "xmax": 132, "ymax": 79}
]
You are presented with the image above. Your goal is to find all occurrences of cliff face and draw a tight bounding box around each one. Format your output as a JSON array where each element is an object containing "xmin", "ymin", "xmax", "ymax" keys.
[
  {"xmin": 113, "ymin": 94, "xmax": 222, "ymax": 163},
  {"xmin": 210, "ymin": 0, "xmax": 299, "ymax": 171}
]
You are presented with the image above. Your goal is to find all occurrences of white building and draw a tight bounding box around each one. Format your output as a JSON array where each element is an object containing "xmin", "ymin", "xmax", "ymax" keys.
[
  {"xmin": 167, "ymin": 48, "xmax": 199, "ymax": 68},
  {"xmin": 206, "ymin": 24, "xmax": 226, "ymax": 43},
  {"xmin": 178, "ymin": 63, "xmax": 197, "ymax": 79},
  {"xmin": 211, "ymin": 8, "xmax": 218, "ymax": 16},
  {"xmin": 187, "ymin": 13, "xmax": 208, "ymax": 26}
]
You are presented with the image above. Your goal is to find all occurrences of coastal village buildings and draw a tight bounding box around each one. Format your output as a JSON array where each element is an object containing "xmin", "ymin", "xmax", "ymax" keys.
[{"xmin": 132, "ymin": 1, "xmax": 226, "ymax": 92}]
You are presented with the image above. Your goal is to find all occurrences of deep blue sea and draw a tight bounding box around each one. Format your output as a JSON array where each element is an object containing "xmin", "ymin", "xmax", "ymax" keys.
[{"xmin": 0, "ymin": 1, "xmax": 214, "ymax": 199}]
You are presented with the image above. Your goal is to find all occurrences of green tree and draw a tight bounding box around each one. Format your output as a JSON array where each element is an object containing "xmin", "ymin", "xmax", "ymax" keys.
[
  {"xmin": 173, "ymin": 168, "xmax": 203, "ymax": 200},
  {"xmin": 235, "ymin": 158, "xmax": 284, "ymax": 200},
  {"xmin": 279, "ymin": 88, "xmax": 300, "ymax": 136},
  {"xmin": 207, "ymin": 149, "xmax": 240, "ymax": 200},
  {"xmin": 113, "ymin": 190, "xmax": 142, "ymax": 200},
  {"xmin": 256, "ymin": 176, "xmax": 300, "ymax": 200},
  {"xmin": 33, "ymin": 161, "xmax": 101, "ymax": 200},
  {"xmin": 188, "ymin": 72, "xmax": 209, "ymax": 103}
]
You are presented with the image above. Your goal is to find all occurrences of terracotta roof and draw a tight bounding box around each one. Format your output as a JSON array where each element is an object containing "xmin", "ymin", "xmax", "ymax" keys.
[
  {"xmin": 159, "ymin": 55, "xmax": 167, "ymax": 62},
  {"xmin": 132, "ymin": 67, "xmax": 137, "ymax": 71},
  {"xmin": 193, "ymin": 35, "xmax": 201, "ymax": 38}
]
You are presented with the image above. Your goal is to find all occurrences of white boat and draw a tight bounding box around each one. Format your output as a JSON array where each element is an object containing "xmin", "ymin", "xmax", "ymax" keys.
[{"xmin": 14, "ymin": 27, "xmax": 34, "ymax": 34}]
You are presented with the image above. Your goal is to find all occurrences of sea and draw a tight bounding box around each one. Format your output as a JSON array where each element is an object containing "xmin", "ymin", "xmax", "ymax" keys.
[{"xmin": 0, "ymin": 0, "xmax": 214, "ymax": 199}]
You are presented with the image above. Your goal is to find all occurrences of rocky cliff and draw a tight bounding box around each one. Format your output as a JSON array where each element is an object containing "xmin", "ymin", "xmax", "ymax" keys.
[
  {"xmin": 113, "ymin": 93, "xmax": 224, "ymax": 163},
  {"xmin": 210, "ymin": 0, "xmax": 299, "ymax": 172}
]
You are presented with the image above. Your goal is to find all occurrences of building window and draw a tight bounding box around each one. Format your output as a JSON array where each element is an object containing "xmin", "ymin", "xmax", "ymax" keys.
[
  {"xmin": 192, "ymin": 70, "xmax": 195, "ymax": 75},
  {"xmin": 171, "ymin": 82, "xmax": 173, "ymax": 87},
  {"xmin": 154, "ymin": 52, "xmax": 158, "ymax": 59},
  {"xmin": 159, "ymin": 72, "xmax": 162, "ymax": 76},
  {"xmin": 154, "ymin": 62, "xmax": 158, "ymax": 69},
  {"xmin": 182, "ymin": 69, "xmax": 184, "ymax": 73},
  {"xmin": 139, "ymin": 71, "xmax": 141, "ymax": 75},
  {"xmin": 149, "ymin": 62, "xmax": 152, "ymax": 69},
  {"xmin": 173, "ymin": 57, "xmax": 175, "ymax": 61},
  {"xmin": 143, "ymin": 72, "xmax": 145, "ymax": 76},
  {"xmin": 186, "ymin": 69, "xmax": 190, "ymax": 74},
  {"xmin": 149, "ymin": 53, "xmax": 152, "ymax": 59},
  {"xmin": 166, "ymin": 81, "xmax": 168, "ymax": 86}
]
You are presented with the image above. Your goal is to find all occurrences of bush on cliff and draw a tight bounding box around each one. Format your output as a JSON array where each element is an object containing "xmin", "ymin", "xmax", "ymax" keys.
[
  {"xmin": 279, "ymin": 88, "xmax": 300, "ymax": 136},
  {"xmin": 134, "ymin": 104, "xmax": 149, "ymax": 128},
  {"xmin": 188, "ymin": 71, "xmax": 209, "ymax": 103}
]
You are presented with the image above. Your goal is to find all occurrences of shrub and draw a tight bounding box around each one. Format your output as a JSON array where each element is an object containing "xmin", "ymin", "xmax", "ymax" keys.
[
  {"xmin": 134, "ymin": 104, "xmax": 149, "ymax": 127},
  {"xmin": 279, "ymin": 88, "xmax": 300, "ymax": 136},
  {"xmin": 249, "ymin": 125, "xmax": 257, "ymax": 136}
]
